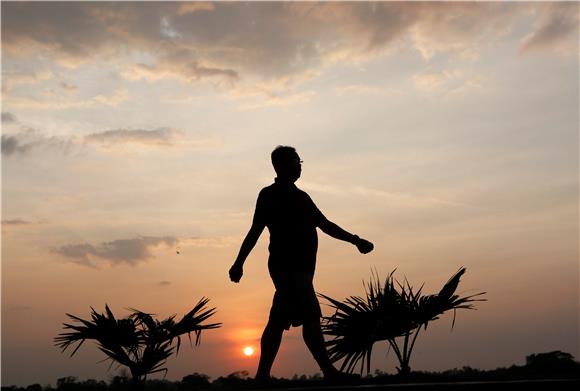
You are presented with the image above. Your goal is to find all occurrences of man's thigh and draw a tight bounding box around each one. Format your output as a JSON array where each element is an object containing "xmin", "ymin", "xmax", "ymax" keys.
[{"xmin": 269, "ymin": 271, "xmax": 321, "ymax": 329}]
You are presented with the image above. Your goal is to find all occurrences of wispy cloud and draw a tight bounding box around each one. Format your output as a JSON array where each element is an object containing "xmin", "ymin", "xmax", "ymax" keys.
[
  {"xmin": 413, "ymin": 70, "xmax": 452, "ymax": 91},
  {"xmin": 1, "ymin": 135, "xmax": 32, "ymax": 156},
  {"xmin": 53, "ymin": 235, "xmax": 235, "ymax": 268},
  {"xmin": 2, "ymin": 69, "xmax": 53, "ymax": 92},
  {"xmin": 84, "ymin": 128, "xmax": 185, "ymax": 147},
  {"xmin": 1, "ymin": 112, "xmax": 17, "ymax": 123},
  {"xmin": 413, "ymin": 69, "xmax": 485, "ymax": 96},
  {"xmin": 4, "ymin": 88, "xmax": 128, "ymax": 110},
  {"xmin": 176, "ymin": 2, "xmax": 215, "ymax": 16},
  {"xmin": 3, "ymin": 125, "xmax": 217, "ymax": 158},
  {"xmin": 1, "ymin": 219, "xmax": 39, "ymax": 228},
  {"xmin": 180, "ymin": 236, "xmax": 239, "ymax": 248},
  {"xmin": 520, "ymin": 3, "xmax": 579, "ymax": 54},
  {"xmin": 300, "ymin": 180, "xmax": 468, "ymax": 209},
  {"xmin": 237, "ymin": 91, "xmax": 316, "ymax": 111},
  {"xmin": 1, "ymin": 129, "xmax": 74, "ymax": 157},
  {"xmin": 52, "ymin": 236, "xmax": 180, "ymax": 268},
  {"xmin": 334, "ymin": 84, "xmax": 397, "ymax": 96},
  {"xmin": 121, "ymin": 56, "xmax": 239, "ymax": 85}
]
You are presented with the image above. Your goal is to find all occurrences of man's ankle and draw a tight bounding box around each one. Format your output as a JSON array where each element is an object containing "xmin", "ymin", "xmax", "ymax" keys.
[
  {"xmin": 255, "ymin": 373, "xmax": 271, "ymax": 381},
  {"xmin": 321, "ymin": 366, "xmax": 339, "ymax": 378}
]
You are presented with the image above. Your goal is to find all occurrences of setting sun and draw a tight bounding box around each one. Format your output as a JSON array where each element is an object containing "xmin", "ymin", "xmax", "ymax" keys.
[{"xmin": 243, "ymin": 346, "xmax": 255, "ymax": 357}]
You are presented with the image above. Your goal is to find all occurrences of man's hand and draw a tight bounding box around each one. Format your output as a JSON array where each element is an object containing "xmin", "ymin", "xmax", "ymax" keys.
[
  {"xmin": 354, "ymin": 237, "xmax": 374, "ymax": 254},
  {"xmin": 229, "ymin": 263, "xmax": 243, "ymax": 283}
]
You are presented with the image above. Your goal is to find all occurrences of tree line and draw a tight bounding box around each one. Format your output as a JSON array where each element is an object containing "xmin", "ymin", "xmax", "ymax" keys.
[{"xmin": 3, "ymin": 351, "xmax": 579, "ymax": 391}]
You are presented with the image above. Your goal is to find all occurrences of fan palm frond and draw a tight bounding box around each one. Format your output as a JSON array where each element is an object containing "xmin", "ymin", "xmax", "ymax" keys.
[
  {"xmin": 320, "ymin": 267, "xmax": 486, "ymax": 375},
  {"xmin": 55, "ymin": 299, "xmax": 221, "ymax": 384}
]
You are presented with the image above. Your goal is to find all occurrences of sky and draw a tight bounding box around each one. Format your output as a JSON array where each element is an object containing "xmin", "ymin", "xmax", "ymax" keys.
[{"xmin": 1, "ymin": 0, "xmax": 579, "ymax": 387}]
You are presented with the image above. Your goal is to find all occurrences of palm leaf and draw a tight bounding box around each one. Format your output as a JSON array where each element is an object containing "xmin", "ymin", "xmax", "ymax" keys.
[
  {"xmin": 320, "ymin": 268, "xmax": 486, "ymax": 375},
  {"xmin": 55, "ymin": 299, "xmax": 221, "ymax": 382}
]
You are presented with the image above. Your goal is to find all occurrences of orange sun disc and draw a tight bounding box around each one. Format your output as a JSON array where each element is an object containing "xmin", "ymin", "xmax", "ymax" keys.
[{"xmin": 243, "ymin": 346, "xmax": 254, "ymax": 356}]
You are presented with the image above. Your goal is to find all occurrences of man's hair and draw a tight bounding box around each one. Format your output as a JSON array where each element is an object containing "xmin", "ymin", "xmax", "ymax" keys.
[{"xmin": 271, "ymin": 145, "xmax": 297, "ymax": 173}]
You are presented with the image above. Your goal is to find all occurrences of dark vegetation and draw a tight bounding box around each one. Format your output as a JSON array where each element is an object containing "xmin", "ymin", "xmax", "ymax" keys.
[
  {"xmin": 2, "ymin": 351, "xmax": 580, "ymax": 390},
  {"xmin": 321, "ymin": 267, "xmax": 485, "ymax": 375},
  {"xmin": 53, "ymin": 298, "xmax": 221, "ymax": 389},
  {"xmin": 5, "ymin": 270, "xmax": 576, "ymax": 390}
]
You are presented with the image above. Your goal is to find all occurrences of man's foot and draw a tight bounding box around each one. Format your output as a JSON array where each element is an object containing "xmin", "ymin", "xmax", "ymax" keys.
[
  {"xmin": 323, "ymin": 369, "xmax": 361, "ymax": 385},
  {"xmin": 253, "ymin": 375, "xmax": 272, "ymax": 389}
]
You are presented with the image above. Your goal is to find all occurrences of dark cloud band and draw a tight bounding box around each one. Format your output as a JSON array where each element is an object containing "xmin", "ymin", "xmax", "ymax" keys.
[
  {"xmin": 52, "ymin": 236, "xmax": 179, "ymax": 267},
  {"xmin": 3, "ymin": 2, "xmax": 576, "ymax": 85}
]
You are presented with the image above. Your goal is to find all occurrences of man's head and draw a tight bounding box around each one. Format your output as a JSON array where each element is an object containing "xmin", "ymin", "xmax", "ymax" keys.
[{"xmin": 271, "ymin": 145, "xmax": 302, "ymax": 182}]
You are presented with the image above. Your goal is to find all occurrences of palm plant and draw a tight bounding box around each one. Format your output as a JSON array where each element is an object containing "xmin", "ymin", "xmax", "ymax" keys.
[
  {"xmin": 319, "ymin": 267, "xmax": 485, "ymax": 376},
  {"xmin": 55, "ymin": 297, "xmax": 221, "ymax": 388}
]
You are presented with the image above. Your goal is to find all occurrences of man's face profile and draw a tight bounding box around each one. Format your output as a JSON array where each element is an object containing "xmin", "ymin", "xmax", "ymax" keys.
[
  {"xmin": 282, "ymin": 153, "xmax": 302, "ymax": 182},
  {"xmin": 273, "ymin": 148, "xmax": 302, "ymax": 182}
]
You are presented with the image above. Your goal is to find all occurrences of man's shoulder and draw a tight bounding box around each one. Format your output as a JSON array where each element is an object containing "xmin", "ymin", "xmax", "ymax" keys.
[
  {"xmin": 259, "ymin": 183, "xmax": 276, "ymax": 193},
  {"xmin": 257, "ymin": 183, "xmax": 276, "ymax": 200},
  {"xmin": 295, "ymin": 186, "xmax": 313, "ymax": 200}
]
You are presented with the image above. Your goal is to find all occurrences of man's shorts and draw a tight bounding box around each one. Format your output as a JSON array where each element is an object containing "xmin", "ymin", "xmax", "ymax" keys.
[{"xmin": 269, "ymin": 271, "xmax": 322, "ymax": 330}]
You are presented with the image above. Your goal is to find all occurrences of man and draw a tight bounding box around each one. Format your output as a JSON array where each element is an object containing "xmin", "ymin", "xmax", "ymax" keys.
[{"xmin": 229, "ymin": 146, "xmax": 373, "ymax": 382}]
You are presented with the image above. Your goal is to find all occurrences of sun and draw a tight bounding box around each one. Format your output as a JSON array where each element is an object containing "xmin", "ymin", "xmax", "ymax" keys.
[{"xmin": 243, "ymin": 346, "xmax": 255, "ymax": 356}]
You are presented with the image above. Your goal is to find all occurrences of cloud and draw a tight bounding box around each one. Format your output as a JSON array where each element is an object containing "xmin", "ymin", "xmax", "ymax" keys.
[
  {"xmin": 84, "ymin": 128, "xmax": 185, "ymax": 147},
  {"xmin": 52, "ymin": 236, "xmax": 179, "ymax": 267},
  {"xmin": 1, "ymin": 129, "xmax": 75, "ymax": 157},
  {"xmin": 413, "ymin": 68, "xmax": 485, "ymax": 96},
  {"xmin": 4, "ymin": 88, "xmax": 128, "ymax": 110},
  {"xmin": 408, "ymin": 2, "xmax": 521, "ymax": 60},
  {"xmin": 300, "ymin": 180, "xmax": 468, "ymax": 209},
  {"xmin": 177, "ymin": 2, "xmax": 215, "ymax": 16},
  {"xmin": 413, "ymin": 70, "xmax": 453, "ymax": 91},
  {"xmin": 121, "ymin": 54, "xmax": 239, "ymax": 84},
  {"xmin": 237, "ymin": 91, "xmax": 316, "ymax": 111},
  {"xmin": 1, "ymin": 2, "xmax": 559, "ymax": 88},
  {"xmin": 2, "ymin": 218, "xmax": 46, "ymax": 231},
  {"xmin": 179, "ymin": 236, "xmax": 239, "ymax": 248},
  {"xmin": 158, "ymin": 281, "xmax": 172, "ymax": 286},
  {"xmin": 520, "ymin": 3, "xmax": 579, "ymax": 54},
  {"xmin": 1, "ymin": 135, "xmax": 31, "ymax": 155},
  {"xmin": 2, "ymin": 219, "xmax": 33, "ymax": 226},
  {"xmin": 2, "ymin": 69, "xmax": 53, "ymax": 92},
  {"xmin": 2, "ymin": 125, "xmax": 215, "ymax": 158},
  {"xmin": 334, "ymin": 84, "xmax": 396, "ymax": 96},
  {"xmin": 60, "ymin": 81, "xmax": 78, "ymax": 92},
  {"xmin": 1, "ymin": 112, "xmax": 17, "ymax": 123}
]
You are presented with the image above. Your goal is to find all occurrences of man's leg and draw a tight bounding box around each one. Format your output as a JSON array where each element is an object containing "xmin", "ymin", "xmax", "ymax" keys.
[
  {"xmin": 302, "ymin": 318, "xmax": 338, "ymax": 377},
  {"xmin": 255, "ymin": 320, "xmax": 284, "ymax": 381}
]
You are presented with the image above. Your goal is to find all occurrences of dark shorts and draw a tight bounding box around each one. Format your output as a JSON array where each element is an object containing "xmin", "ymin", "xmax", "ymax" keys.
[{"xmin": 269, "ymin": 271, "xmax": 322, "ymax": 330}]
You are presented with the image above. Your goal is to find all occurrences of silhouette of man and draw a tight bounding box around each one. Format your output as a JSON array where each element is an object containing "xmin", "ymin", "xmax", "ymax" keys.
[{"xmin": 229, "ymin": 145, "xmax": 373, "ymax": 382}]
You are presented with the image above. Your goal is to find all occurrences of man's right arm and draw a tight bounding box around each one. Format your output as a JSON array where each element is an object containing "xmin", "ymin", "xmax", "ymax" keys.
[{"xmin": 229, "ymin": 222, "xmax": 265, "ymax": 283}]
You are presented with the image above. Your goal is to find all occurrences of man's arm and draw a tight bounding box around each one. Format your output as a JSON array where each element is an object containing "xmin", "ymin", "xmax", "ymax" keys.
[
  {"xmin": 318, "ymin": 217, "xmax": 374, "ymax": 254},
  {"xmin": 229, "ymin": 222, "xmax": 265, "ymax": 283}
]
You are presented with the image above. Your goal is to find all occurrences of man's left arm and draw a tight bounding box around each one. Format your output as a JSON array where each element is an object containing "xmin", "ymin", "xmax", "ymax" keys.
[{"xmin": 317, "ymin": 216, "xmax": 374, "ymax": 254}]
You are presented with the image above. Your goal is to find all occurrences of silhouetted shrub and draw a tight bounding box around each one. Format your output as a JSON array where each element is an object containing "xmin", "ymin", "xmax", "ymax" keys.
[{"xmin": 180, "ymin": 373, "xmax": 211, "ymax": 390}]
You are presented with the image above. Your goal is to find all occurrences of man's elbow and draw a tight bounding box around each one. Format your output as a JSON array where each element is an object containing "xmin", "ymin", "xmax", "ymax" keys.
[{"xmin": 318, "ymin": 218, "xmax": 332, "ymax": 233}]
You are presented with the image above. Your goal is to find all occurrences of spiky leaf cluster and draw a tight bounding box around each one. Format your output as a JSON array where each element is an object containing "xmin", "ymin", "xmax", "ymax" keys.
[
  {"xmin": 320, "ymin": 267, "xmax": 485, "ymax": 375},
  {"xmin": 55, "ymin": 297, "xmax": 221, "ymax": 382}
]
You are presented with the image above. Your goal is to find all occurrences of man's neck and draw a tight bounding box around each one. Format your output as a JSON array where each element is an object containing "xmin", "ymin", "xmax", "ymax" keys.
[{"xmin": 275, "ymin": 177, "xmax": 296, "ymax": 187}]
